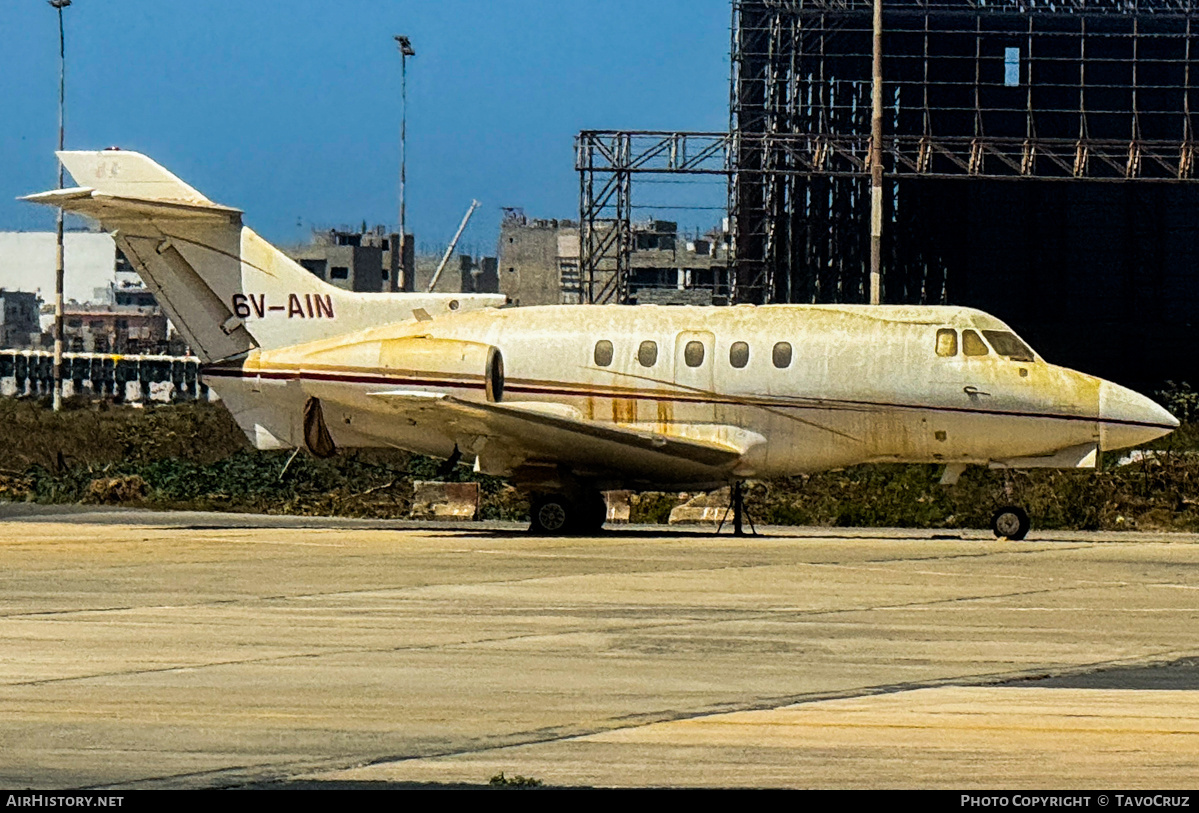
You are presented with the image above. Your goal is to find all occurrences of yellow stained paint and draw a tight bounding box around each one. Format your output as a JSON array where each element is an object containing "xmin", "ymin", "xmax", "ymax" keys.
[
  {"xmin": 656, "ymin": 400, "xmax": 673, "ymax": 432},
  {"xmin": 612, "ymin": 398, "xmax": 636, "ymax": 426}
]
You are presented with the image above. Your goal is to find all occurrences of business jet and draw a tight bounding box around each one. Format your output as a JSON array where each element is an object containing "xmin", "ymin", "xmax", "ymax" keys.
[{"xmin": 23, "ymin": 150, "xmax": 1179, "ymax": 538}]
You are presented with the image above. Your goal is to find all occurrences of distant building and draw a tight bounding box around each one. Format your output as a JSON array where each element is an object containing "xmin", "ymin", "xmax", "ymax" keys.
[
  {"xmin": 411, "ymin": 253, "xmax": 501, "ymax": 295},
  {"xmin": 471, "ymin": 257, "xmax": 499, "ymax": 295},
  {"xmin": 99, "ymin": 280, "xmax": 158, "ymax": 308},
  {"xmin": 0, "ymin": 232, "xmax": 125, "ymax": 303},
  {"xmin": 497, "ymin": 213, "xmax": 574, "ymax": 306},
  {"xmin": 63, "ymin": 304, "xmax": 170, "ymax": 355},
  {"xmin": 497, "ymin": 210, "xmax": 728, "ymax": 306},
  {"xmin": 285, "ymin": 227, "xmax": 404, "ymax": 293},
  {"xmin": 0, "ymin": 290, "xmax": 42, "ymax": 349},
  {"xmin": 288, "ymin": 226, "xmax": 497, "ymax": 296}
]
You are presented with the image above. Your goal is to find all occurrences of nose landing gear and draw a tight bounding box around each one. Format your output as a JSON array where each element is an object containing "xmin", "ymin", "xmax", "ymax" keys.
[{"xmin": 991, "ymin": 505, "xmax": 1031, "ymax": 540}]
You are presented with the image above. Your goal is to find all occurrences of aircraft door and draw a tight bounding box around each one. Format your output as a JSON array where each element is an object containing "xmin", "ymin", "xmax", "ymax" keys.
[{"xmin": 673, "ymin": 330, "xmax": 717, "ymax": 425}]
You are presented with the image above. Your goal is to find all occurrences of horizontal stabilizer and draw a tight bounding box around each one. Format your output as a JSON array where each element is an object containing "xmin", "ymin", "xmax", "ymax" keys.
[{"xmin": 21, "ymin": 188, "xmax": 242, "ymax": 223}]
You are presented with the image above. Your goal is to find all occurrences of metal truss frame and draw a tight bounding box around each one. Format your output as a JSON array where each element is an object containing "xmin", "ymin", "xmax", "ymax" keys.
[
  {"xmin": 577, "ymin": 1, "xmax": 1199, "ymax": 306},
  {"xmin": 576, "ymin": 132, "xmax": 731, "ymax": 304}
]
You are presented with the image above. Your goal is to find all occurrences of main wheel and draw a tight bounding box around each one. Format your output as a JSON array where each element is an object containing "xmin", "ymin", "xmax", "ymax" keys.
[
  {"xmin": 576, "ymin": 492, "xmax": 607, "ymax": 534},
  {"xmin": 991, "ymin": 505, "xmax": 1031, "ymax": 540},
  {"xmin": 530, "ymin": 494, "xmax": 573, "ymax": 534}
]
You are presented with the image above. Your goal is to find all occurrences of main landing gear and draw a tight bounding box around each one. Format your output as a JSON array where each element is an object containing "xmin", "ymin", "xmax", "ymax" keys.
[
  {"xmin": 990, "ymin": 505, "xmax": 1031, "ymax": 540},
  {"xmin": 529, "ymin": 491, "xmax": 606, "ymax": 535}
]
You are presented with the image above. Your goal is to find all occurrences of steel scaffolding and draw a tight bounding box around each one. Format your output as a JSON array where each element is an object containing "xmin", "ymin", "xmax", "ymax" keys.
[
  {"xmin": 576, "ymin": 132, "xmax": 731, "ymax": 304},
  {"xmin": 730, "ymin": 0, "xmax": 1199, "ymax": 304},
  {"xmin": 578, "ymin": 2, "xmax": 1199, "ymax": 308}
]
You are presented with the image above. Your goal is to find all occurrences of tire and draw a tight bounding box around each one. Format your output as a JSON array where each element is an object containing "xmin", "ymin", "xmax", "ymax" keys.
[
  {"xmin": 530, "ymin": 494, "xmax": 573, "ymax": 534},
  {"xmin": 576, "ymin": 492, "xmax": 607, "ymax": 534},
  {"xmin": 991, "ymin": 505, "xmax": 1031, "ymax": 540}
]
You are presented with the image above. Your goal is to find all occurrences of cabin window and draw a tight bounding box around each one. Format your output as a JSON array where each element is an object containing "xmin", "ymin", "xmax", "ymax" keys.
[
  {"xmin": 962, "ymin": 329, "xmax": 990, "ymax": 357},
  {"xmin": 729, "ymin": 341, "xmax": 749, "ymax": 369},
  {"xmin": 594, "ymin": 340, "xmax": 614, "ymax": 367},
  {"xmin": 638, "ymin": 340, "xmax": 658, "ymax": 367},
  {"xmin": 935, "ymin": 328, "xmax": 958, "ymax": 357},
  {"xmin": 772, "ymin": 341, "xmax": 792, "ymax": 369},
  {"xmin": 684, "ymin": 341, "xmax": 705, "ymax": 368},
  {"xmin": 982, "ymin": 330, "xmax": 1034, "ymax": 362}
]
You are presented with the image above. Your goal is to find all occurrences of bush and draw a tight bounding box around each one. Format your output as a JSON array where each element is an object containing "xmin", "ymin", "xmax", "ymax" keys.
[
  {"xmin": 85, "ymin": 475, "xmax": 148, "ymax": 504},
  {"xmin": 629, "ymin": 492, "xmax": 680, "ymax": 524},
  {"xmin": 3, "ymin": 397, "xmax": 1199, "ymax": 531}
]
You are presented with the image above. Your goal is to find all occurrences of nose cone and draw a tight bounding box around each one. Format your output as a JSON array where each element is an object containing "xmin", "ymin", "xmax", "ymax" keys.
[{"xmin": 1099, "ymin": 381, "xmax": 1180, "ymax": 451}]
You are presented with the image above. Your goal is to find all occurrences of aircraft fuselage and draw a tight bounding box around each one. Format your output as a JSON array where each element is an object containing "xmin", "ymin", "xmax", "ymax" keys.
[{"xmin": 204, "ymin": 302, "xmax": 1176, "ymax": 491}]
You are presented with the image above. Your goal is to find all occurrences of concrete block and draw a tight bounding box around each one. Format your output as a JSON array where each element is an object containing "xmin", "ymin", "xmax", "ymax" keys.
[
  {"xmin": 668, "ymin": 487, "xmax": 732, "ymax": 525},
  {"xmin": 411, "ymin": 481, "xmax": 480, "ymax": 521},
  {"xmin": 149, "ymin": 381, "xmax": 174, "ymax": 402},
  {"xmin": 604, "ymin": 490, "xmax": 632, "ymax": 524},
  {"xmin": 668, "ymin": 505, "xmax": 729, "ymax": 525}
]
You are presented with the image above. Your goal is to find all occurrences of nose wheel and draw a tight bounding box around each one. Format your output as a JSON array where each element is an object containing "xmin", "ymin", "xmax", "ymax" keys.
[{"xmin": 991, "ymin": 505, "xmax": 1030, "ymax": 540}]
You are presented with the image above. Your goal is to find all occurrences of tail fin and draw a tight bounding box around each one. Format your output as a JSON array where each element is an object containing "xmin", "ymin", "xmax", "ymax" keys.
[{"xmin": 21, "ymin": 150, "xmax": 505, "ymax": 363}]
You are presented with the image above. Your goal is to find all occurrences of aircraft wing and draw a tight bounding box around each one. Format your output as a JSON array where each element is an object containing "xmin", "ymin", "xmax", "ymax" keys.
[{"xmin": 366, "ymin": 390, "xmax": 748, "ymax": 484}]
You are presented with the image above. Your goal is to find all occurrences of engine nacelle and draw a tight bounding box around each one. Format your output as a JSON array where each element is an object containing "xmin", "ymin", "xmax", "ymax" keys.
[
  {"xmin": 379, "ymin": 336, "xmax": 504, "ymax": 402},
  {"xmin": 245, "ymin": 335, "xmax": 504, "ymax": 402}
]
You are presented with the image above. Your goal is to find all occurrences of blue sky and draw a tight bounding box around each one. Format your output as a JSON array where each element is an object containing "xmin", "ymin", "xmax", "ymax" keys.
[{"xmin": 1, "ymin": 0, "xmax": 732, "ymax": 256}]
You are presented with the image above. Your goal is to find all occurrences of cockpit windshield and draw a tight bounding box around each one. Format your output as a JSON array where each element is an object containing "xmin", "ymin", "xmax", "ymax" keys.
[{"xmin": 981, "ymin": 330, "xmax": 1035, "ymax": 362}]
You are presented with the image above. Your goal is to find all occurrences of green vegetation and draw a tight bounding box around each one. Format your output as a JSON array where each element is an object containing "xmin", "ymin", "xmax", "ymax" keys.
[
  {"xmin": 488, "ymin": 772, "xmax": 543, "ymax": 788},
  {"xmin": 0, "ymin": 399, "xmax": 525, "ymax": 520},
  {"xmin": 0, "ymin": 393, "xmax": 1196, "ymax": 531}
]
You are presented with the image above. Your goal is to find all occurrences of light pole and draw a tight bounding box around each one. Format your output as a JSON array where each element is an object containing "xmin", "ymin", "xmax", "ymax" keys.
[
  {"xmin": 50, "ymin": 0, "xmax": 71, "ymax": 412},
  {"xmin": 869, "ymin": 0, "xmax": 883, "ymax": 306},
  {"xmin": 395, "ymin": 35, "xmax": 415, "ymax": 291}
]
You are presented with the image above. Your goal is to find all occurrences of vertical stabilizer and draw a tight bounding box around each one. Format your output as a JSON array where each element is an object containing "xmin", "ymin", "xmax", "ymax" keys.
[{"xmin": 21, "ymin": 150, "xmax": 506, "ymax": 363}]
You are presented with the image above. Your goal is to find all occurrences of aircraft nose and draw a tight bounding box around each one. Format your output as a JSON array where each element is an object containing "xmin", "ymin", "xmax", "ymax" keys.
[{"xmin": 1098, "ymin": 380, "xmax": 1180, "ymax": 451}]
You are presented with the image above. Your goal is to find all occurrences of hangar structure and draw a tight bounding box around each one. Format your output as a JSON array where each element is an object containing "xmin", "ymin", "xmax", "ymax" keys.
[{"xmin": 578, "ymin": 0, "xmax": 1199, "ymax": 388}]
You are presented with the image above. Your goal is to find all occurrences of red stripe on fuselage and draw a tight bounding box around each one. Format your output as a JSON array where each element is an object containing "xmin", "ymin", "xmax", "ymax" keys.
[{"xmin": 199, "ymin": 366, "xmax": 1172, "ymax": 431}]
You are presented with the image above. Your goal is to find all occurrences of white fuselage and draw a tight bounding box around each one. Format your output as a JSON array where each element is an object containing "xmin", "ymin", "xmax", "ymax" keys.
[{"xmin": 205, "ymin": 303, "xmax": 1176, "ymax": 491}]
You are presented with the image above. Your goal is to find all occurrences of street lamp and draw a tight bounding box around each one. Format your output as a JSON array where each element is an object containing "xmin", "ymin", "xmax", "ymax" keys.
[
  {"xmin": 395, "ymin": 35, "xmax": 414, "ymax": 291},
  {"xmin": 50, "ymin": 0, "xmax": 71, "ymax": 412},
  {"xmin": 869, "ymin": 0, "xmax": 883, "ymax": 306}
]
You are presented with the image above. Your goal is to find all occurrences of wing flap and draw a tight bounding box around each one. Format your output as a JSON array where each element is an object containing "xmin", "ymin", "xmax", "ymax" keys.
[{"xmin": 367, "ymin": 390, "xmax": 744, "ymax": 475}]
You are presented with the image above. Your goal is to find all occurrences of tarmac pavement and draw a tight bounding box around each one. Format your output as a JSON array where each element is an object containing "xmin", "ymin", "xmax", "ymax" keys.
[{"xmin": 1, "ymin": 509, "xmax": 1196, "ymax": 789}]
